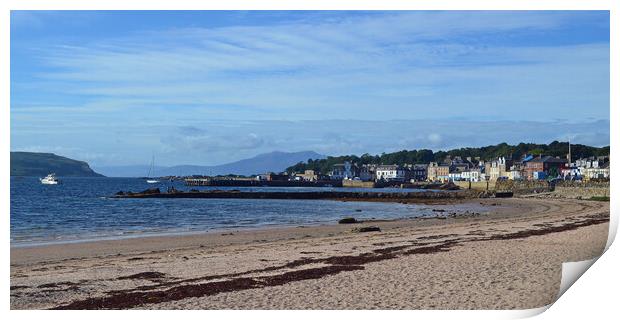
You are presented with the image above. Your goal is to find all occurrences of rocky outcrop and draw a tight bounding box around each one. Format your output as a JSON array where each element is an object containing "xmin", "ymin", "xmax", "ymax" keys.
[
  {"xmin": 352, "ymin": 226, "xmax": 381, "ymax": 233},
  {"xmin": 338, "ymin": 217, "xmax": 358, "ymax": 224}
]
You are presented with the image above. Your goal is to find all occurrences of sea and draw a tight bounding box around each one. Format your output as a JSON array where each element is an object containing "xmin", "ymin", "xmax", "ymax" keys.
[{"xmin": 10, "ymin": 177, "xmax": 481, "ymax": 247}]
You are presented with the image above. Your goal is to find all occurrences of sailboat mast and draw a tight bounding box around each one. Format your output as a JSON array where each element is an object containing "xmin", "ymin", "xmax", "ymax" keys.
[{"xmin": 147, "ymin": 154, "xmax": 155, "ymax": 178}]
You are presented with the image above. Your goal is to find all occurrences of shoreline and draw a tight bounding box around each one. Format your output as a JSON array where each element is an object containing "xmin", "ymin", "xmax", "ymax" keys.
[
  {"xmin": 10, "ymin": 197, "xmax": 486, "ymax": 250},
  {"xmin": 10, "ymin": 198, "xmax": 493, "ymax": 264},
  {"xmin": 11, "ymin": 197, "xmax": 610, "ymax": 309}
]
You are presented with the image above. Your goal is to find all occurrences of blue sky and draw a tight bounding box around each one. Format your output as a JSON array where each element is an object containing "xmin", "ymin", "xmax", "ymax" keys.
[{"xmin": 10, "ymin": 11, "xmax": 610, "ymax": 166}]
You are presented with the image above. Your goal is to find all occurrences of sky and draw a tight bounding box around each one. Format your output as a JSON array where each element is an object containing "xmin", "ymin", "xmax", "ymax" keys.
[{"xmin": 10, "ymin": 11, "xmax": 610, "ymax": 167}]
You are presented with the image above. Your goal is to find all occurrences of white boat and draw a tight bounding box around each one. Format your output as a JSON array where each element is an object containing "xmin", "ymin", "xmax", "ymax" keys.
[
  {"xmin": 40, "ymin": 173, "xmax": 59, "ymax": 185},
  {"xmin": 146, "ymin": 154, "xmax": 160, "ymax": 184}
]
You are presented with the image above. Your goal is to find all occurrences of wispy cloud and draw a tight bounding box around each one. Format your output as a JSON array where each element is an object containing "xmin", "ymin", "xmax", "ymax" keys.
[{"xmin": 10, "ymin": 11, "xmax": 610, "ymax": 165}]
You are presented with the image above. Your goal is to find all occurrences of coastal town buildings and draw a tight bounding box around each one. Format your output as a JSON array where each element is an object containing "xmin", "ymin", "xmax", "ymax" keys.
[{"xmin": 285, "ymin": 151, "xmax": 608, "ymax": 185}]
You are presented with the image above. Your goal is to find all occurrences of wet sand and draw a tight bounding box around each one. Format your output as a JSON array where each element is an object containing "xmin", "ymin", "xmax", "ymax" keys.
[{"xmin": 10, "ymin": 198, "xmax": 609, "ymax": 310}]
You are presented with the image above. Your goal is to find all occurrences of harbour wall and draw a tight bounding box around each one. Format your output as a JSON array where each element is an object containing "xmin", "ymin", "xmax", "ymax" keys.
[
  {"xmin": 453, "ymin": 181, "xmax": 496, "ymax": 191},
  {"xmin": 342, "ymin": 180, "xmax": 375, "ymax": 188},
  {"xmin": 491, "ymin": 179, "xmax": 609, "ymax": 199},
  {"xmin": 495, "ymin": 180, "xmax": 550, "ymax": 194},
  {"xmin": 552, "ymin": 180, "xmax": 610, "ymax": 199}
]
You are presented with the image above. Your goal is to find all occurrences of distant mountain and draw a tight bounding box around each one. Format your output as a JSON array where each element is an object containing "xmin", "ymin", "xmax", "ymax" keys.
[
  {"xmin": 94, "ymin": 151, "xmax": 325, "ymax": 177},
  {"xmin": 10, "ymin": 152, "xmax": 105, "ymax": 177}
]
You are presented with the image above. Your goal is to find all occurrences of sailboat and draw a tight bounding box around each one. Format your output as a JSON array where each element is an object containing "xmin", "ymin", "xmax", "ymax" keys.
[{"xmin": 146, "ymin": 154, "xmax": 160, "ymax": 184}]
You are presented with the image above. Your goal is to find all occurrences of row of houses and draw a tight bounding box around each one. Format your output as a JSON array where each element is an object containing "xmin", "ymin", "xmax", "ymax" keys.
[
  {"xmin": 565, "ymin": 156, "xmax": 610, "ymax": 180},
  {"xmin": 290, "ymin": 154, "xmax": 610, "ymax": 183}
]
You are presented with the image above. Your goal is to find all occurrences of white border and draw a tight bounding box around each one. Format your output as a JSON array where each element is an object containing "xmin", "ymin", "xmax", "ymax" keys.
[{"xmin": 2, "ymin": 1, "xmax": 617, "ymax": 319}]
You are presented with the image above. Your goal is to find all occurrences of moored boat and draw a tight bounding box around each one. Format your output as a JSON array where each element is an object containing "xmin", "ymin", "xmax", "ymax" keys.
[
  {"xmin": 40, "ymin": 173, "xmax": 59, "ymax": 185},
  {"xmin": 145, "ymin": 154, "xmax": 160, "ymax": 184}
]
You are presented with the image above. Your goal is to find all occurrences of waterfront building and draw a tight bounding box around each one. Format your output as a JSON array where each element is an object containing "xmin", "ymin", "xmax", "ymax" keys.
[
  {"xmin": 561, "ymin": 166, "xmax": 583, "ymax": 180},
  {"xmin": 359, "ymin": 164, "xmax": 376, "ymax": 181},
  {"xmin": 427, "ymin": 162, "xmax": 450, "ymax": 182},
  {"xmin": 449, "ymin": 156, "xmax": 473, "ymax": 173},
  {"xmin": 375, "ymin": 164, "xmax": 406, "ymax": 182},
  {"xmin": 575, "ymin": 156, "xmax": 608, "ymax": 169},
  {"xmin": 507, "ymin": 169, "xmax": 523, "ymax": 180},
  {"xmin": 410, "ymin": 164, "xmax": 428, "ymax": 182},
  {"xmin": 448, "ymin": 172, "xmax": 463, "ymax": 181},
  {"xmin": 296, "ymin": 170, "xmax": 321, "ymax": 181},
  {"xmin": 582, "ymin": 161, "xmax": 610, "ymax": 180},
  {"xmin": 329, "ymin": 161, "xmax": 357, "ymax": 180},
  {"xmin": 485, "ymin": 157, "xmax": 513, "ymax": 181},
  {"xmin": 524, "ymin": 156, "xmax": 568, "ymax": 180},
  {"xmin": 257, "ymin": 172, "xmax": 290, "ymax": 181},
  {"xmin": 461, "ymin": 169, "xmax": 481, "ymax": 182}
]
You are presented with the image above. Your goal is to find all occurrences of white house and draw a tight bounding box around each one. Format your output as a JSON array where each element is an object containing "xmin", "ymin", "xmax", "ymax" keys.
[
  {"xmin": 575, "ymin": 157, "xmax": 610, "ymax": 180},
  {"xmin": 582, "ymin": 162, "xmax": 610, "ymax": 180},
  {"xmin": 375, "ymin": 165, "xmax": 406, "ymax": 182},
  {"xmin": 507, "ymin": 170, "xmax": 522, "ymax": 180},
  {"xmin": 461, "ymin": 169, "xmax": 481, "ymax": 182},
  {"xmin": 329, "ymin": 161, "xmax": 356, "ymax": 180},
  {"xmin": 448, "ymin": 172, "xmax": 462, "ymax": 181}
]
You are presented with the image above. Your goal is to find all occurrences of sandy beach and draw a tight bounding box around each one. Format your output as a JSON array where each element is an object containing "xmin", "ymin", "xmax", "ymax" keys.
[{"xmin": 10, "ymin": 197, "xmax": 609, "ymax": 310}]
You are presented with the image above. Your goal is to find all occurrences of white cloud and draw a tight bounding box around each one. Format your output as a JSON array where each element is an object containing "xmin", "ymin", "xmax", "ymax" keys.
[{"xmin": 427, "ymin": 133, "xmax": 442, "ymax": 144}]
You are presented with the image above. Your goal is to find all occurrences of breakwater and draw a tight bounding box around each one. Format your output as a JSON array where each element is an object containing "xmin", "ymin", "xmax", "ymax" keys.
[
  {"xmin": 185, "ymin": 179, "xmax": 342, "ymax": 187},
  {"xmin": 113, "ymin": 188, "xmax": 481, "ymax": 202}
]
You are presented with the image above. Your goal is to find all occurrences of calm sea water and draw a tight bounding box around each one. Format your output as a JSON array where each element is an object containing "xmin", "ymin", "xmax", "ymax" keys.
[{"xmin": 10, "ymin": 177, "xmax": 477, "ymax": 247}]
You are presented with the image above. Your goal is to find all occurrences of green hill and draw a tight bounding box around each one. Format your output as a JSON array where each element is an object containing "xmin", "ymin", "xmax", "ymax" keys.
[{"xmin": 10, "ymin": 152, "xmax": 105, "ymax": 177}]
